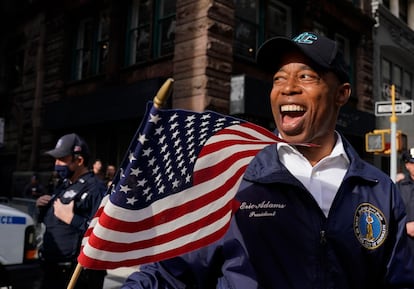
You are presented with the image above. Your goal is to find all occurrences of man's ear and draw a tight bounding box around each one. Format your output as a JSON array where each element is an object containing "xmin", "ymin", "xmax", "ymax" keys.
[
  {"xmin": 336, "ymin": 83, "xmax": 351, "ymax": 107},
  {"xmin": 76, "ymin": 155, "xmax": 85, "ymax": 167}
]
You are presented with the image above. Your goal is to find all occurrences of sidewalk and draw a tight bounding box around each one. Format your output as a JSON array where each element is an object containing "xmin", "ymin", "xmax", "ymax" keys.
[{"xmin": 103, "ymin": 267, "xmax": 139, "ymax": 289}]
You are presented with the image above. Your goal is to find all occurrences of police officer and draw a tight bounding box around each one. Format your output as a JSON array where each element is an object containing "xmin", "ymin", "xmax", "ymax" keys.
[
  {"xmin": 397, "ymin": 147, "xmax": 414, "ymax": 254},
  {"xmin": 36, "ymin": 133, "xmax": 107, "ymax": 289}
]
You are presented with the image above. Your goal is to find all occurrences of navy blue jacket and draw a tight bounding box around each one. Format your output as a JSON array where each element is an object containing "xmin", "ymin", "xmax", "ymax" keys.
[
  {"xmin": 39, "ymin": 172, "xmax": 106, "ymax": 262},
  {"xmin": 122, "ymin": 138, "xmax": 414, "ymax": 289},
  {"xmin": 397, "ymin": 175, "xmax": 414, "ymax": 253}
]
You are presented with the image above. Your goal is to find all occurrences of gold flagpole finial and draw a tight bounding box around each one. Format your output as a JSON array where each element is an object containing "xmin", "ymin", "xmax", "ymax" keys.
[{"xmin": 153, "ymin": 78, "xmax": 174, "ymax": 109}]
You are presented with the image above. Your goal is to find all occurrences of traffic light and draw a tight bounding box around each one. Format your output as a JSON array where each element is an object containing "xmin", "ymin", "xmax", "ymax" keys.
[
  {"xmin": 365, "ymin": 131, "xmax": 385, "ymax": 153},
  {"xmin": 365, "ymin": 129, "xmax": 406, "ymax": 154}
]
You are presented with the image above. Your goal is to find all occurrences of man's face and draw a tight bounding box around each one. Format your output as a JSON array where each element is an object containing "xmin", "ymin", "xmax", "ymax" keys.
[
  {"xmin": 270, "ymin": 51, "xmax": 350, "ymax": 145},
  {"xmin": 405, "ymin": 161, "xmax": 414, "ymax": 177}
]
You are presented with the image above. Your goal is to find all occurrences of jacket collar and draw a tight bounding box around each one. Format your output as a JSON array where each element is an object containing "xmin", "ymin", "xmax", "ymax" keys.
[{"xmin": 244, "ymin": 132, "xmax": 378, "ymax": 185}]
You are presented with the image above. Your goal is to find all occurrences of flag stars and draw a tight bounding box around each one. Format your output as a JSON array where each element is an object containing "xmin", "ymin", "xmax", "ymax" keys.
[
  {"xmin": 137, "ymin": 178, "xmax": 148, "ymax": 187},
  {"xmin": 163, "ymin": 151, "xmax": 171, "ymax": 161},
  {"xmin": 138, "ymin": 133, "xmax": 148, "ymax": 145},
  {"xmin": 185, "ymin": 174, "xmax": 191, "ymax": 183},
  {"xmin": 143, "ymin": 147, "xmax": 153, "ymax": 157},
  {"xmin": 146, "ymin": 193, "xmax": 153, "ymax": 202},
  {"xmin": 181, "ymin": 167, "xmax": 187, "ymax": 176},
  {"xmin": 126, "ymin": 196, "xmax": 138, "ymax": 205},
  {"xmin": 185, "ymin": 121, "xmax": 194, "ymax": 128},
  {"xmin": 154, "ymin": 173, "xmax": 161, "ymax": 183},
  {"xmin": 143, "ymin": 187, "xmax": 151, "ymax": 195},
  {"xmin": 170, "ymin": 122, "xmax": 179, "ymax": 130},
  {"xmin": 158, "ymin": 184, "xmax": 165, "ymax": 194},
  {"xmin": 158, "ymin": 135, "xmax": 166, "ymax": 144},
  {"xmin": 169, "ymin": 113, "xmax": 179, "ymax": 122},
  {"xmin": 172, "ymin": 130, "xmax": 180, "ymax": 139},
  {"xmin": 149, "ymin": 113, "xmax": 162, "ymax": 124},
  {"xmin": 120, "ymin": 184, "xmax": 132, "ymax": 194},
  {"xmin": 176, "ymin": 153, "xmax": 183, "ymax": 162},
  {"xmin": 152, "ymin": 166, "xmax": 160, "ymax": 175},
  {"xmin": 130, "ymin": 167, "xmax": 142, "ymax": 177},
  {"xmin": 148, "ymin": 157, "xmax": 156, "ymax": 166},
  {"xmin": 128, "ymin": 152, "xmax": 137, "ymax": 163},
  {"xmin": 201, "ymin": 114, "xmax": 211, "ymax": 120},
  {"xmin": 168, "ymin": 172, "xmax": 175, "ymax": 181},
  {"xmin": 172, "ymin": 179, "xmax": 180, "ymax": 188},
  {"xmin": 155, "ymin": 126, "xmax": 164, "ymax": 135},
  {"xmin": 186, "ymin": 128, "xmax": 195, "ymax": 136},
  {"xmin": 160, "ymin": 144, "xmax": 168, "ymax": 153},
  {"xmin": 186, "ymin": 115, "xmax": 196, "ymax": 122}
]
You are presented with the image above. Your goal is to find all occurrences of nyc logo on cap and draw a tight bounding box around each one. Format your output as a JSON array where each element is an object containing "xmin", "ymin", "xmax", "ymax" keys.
[
  {"xmin": 293, "ymin": 32, "xmax": 318, "ymax": 44},
  {"xmin": 354, "ymin": 203, "xmax": 387, "ymax": 249}
]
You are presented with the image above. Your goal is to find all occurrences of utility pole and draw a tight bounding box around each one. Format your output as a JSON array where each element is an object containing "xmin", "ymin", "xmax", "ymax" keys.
[{"xmin": 390, "ymin": 84, "xmax": 397, "ymax": 182}]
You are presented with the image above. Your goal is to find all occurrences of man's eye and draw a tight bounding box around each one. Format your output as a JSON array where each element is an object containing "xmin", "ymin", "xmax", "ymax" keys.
[
  {"xmin": 299, "ymin": 73, "xmax": 319, "ymax": 81},
  {"xmin": 273, "ymin": 75, "xmax": 286, "ymax": 83}
]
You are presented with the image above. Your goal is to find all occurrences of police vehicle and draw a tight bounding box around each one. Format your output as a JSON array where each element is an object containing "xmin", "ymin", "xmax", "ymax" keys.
[{"xmin": 0, "ymin": 203, "xmax": 40, "ymax": 288}]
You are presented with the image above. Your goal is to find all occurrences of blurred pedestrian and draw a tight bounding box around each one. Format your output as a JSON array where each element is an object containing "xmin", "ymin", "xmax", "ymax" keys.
[
  {"xmin": 92, "ymin": 159, "xmax": 105, "ymax": 180},
  {"xmin": 104, "ymin": 164, "xmax": 116, "ymax": 188},
  {"xmin": 24, "ymin": 173, "xmax": 45, "ymax": 199},
  {"xmin": 397, "ymin": 147, "xmax": 414, "ymax": 254}
]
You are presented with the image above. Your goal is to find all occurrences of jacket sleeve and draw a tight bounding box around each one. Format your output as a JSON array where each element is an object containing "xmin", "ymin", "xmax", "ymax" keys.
[
  {"xmin": 121, "ymin": 245, "xmax": 221, "ymax": 289},
  {"xmin": 121, "ymin": 216, "xmax": 258, "ymax": 289}
]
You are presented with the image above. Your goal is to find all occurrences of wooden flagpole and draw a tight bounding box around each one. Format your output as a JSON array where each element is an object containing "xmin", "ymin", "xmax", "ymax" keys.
[{"xmin": 66, "ymin": 78, "xmax": 174, "ymax": 289}]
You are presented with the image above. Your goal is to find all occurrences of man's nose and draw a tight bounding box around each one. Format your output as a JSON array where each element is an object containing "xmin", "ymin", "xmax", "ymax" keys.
[{"xmin": 282, "ymin": 76, "xmax": 302, "ymax": 95}]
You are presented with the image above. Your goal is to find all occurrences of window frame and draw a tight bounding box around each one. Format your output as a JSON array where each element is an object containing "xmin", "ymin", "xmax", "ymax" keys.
[
  {"xmin": 125, "ymin": 0, "xmax": 176, "ymax": 67},
  {"xmin": 233, "ymin": 0, "xmax": 292, "ymax": 61}
]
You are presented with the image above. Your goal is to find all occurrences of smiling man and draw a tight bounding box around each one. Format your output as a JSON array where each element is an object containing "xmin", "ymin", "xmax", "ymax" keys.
[{"xmin": 122, "ymin": 32, "xmax": 414, "ymax": 289}]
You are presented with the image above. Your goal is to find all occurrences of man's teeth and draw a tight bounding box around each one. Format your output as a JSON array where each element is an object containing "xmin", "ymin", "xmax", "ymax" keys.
[{"xmin": 280, "ymin": 105, "xmax": 305, "ymax": 112}]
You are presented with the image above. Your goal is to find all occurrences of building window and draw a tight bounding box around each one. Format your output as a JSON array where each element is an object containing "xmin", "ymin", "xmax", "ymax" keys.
[
  {"xmin": 381, "ymin": 58, "xmax": 392, "ymax": 100},
  {"xmin": 234, "ymin": 0, "xmax": 291, "ymax": 60},
  {"xmin": 393, "ymin": 64, "xmax": 402, "ymax": 99},
  {"xmin": 381, "ymin": 58, "xmax": 412, "ymax": 100},
  {"xmin": 403, "ymin": 71, "xmax": 412, "ymax": 100},
  {"xmin": 97, "ymin": 10, "xmax": 110, "ymax": 74},
  {"xmin": 335, "ymin": 34, "xmax": 351, "ymax": 66},
  {"xmin": 126, "ymin": 0, "xmax": 176, "ymax": 66},
  {"xmin": 72, "ymin": 10, "xmax": 111, "ymax": 80},
  {"xmin": 8, "ymin": 49, "xmax": 25, "ymax": 88},
  {"xmin": 399, "ymin": 0, "xmax": 407, "ymax": 22},
  {"xmin": 266, "ymin": 1, "xmax": 292, "ymax": 39}
]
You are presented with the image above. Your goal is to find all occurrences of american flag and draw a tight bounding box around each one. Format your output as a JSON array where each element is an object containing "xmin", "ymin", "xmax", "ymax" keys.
[{"xmin": 77, "ymin": 102, "xmax": 299, "ymax": 270}]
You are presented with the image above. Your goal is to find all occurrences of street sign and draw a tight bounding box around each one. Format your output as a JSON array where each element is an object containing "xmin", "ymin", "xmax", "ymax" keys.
[{"xmin": 375, "ymin": 100, "xmax": 414, "ymax": 116}]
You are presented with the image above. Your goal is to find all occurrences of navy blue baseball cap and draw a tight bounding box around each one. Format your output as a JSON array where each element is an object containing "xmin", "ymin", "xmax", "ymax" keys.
[
  {"xmin": 256, "ymin": 32, "xmax": 349, "ymax": 83},
  {"xmin": 45, "ymin": 133, "xmax": 90, "ymax": 158},
  {"xmin": 402, "ymin": 148, "xmax": 414, "ymax": 163}
]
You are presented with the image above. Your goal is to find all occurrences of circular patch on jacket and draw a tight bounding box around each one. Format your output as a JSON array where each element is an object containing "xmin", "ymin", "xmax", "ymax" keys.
[{"xmin": 354, "ymin": 203, "xmax": 387, "ymax": 249}]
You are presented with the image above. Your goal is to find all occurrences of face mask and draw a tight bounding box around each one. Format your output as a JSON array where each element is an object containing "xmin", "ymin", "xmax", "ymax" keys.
[{"xmin": 54, "ymin": 165, "xmax": 74, "ymax": 180}]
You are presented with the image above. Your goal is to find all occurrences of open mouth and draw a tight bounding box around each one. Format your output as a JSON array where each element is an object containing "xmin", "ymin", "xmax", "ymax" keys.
[
  {"xmin": 279, "ymin": 104, "xmax": 306, "ymax": 133},
  {"xmin": 280, "ymin": 104, "xmax": 306, "ymax": 115}
]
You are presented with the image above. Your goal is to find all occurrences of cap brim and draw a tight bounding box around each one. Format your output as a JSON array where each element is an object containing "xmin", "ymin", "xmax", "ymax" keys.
[{"xmin": 44, "ymin": 148, "xmax": 68, "ymax": 158}]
